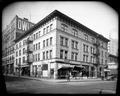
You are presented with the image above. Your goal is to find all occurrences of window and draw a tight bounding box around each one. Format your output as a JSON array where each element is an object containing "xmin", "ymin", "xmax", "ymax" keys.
[
  {"xmin": 36, "ymin": 32, "xmax": 38, "ymax": 39},
  {"xmin": 71, "ymin": 52, "xmax": 74, "ymax": 60},
  {"xmin": 91, "ymin": 47, "xmax": 92, "ymax": 54},
  {"xmin": 83, "ymin": 55, "xmax": 85, "ymax": 62},
  {"xmin": 19, "ymin": 58, "xmax": 21, "ymax": 64},
  {"xmin": 36, "ymin": 54, "xmax": 37, "ymax": 61},
  {"xmin": 46, "ymin": 26, "xmax": 49, "ymax": 33},
  {"xmin": 46, "ymin": 39, "xmax": 49, "ymax": 46},
  {"xmin": 23, "ymin": 39, "xmax": 26, "ymax": 46},
  {"xmin": 50, "ymin": 37, "xmax": 52, "ymax": 45},
  {"xmin": 61, "ymin": 24, "xmax": 68, "ymax": 32},
  {"xmin": 43, "ymin": 40, "xmax": 45, "ymax": 48},
  {"xmin": 34, "ymin": 44, "xmax": 35, "ymax": 51},
  {"xmin": 36, "ymin": 43, "xmax": 37, "ymax": 50},
  {"xmin": 83, "ymin": 54, "xmax": 88, "ymax": 62},
  {"xmin": 86, "ymin": 55, "xmax": 88, "ymax": 62},
  {"xmin": 50, "ymin": 50, "xmax": 52, "ymax": 59},
  {"xmin": 75, "ymin": 42, "xmax": 78, "ymax": 49},
  {"xmin": 72, "ymin": 40, "xmax": 74, "ymax": 49},
  {"xmin": 42, "ymin": 64, "xmax": 48, "ymax": 70},
  {"xmin": 101, "ymin": 59, "xmax": 103, "ymax": 64},
  {"xmin": 91, "ymin": 56, "xmax": 94, "ymax": 63},
  {"xmin": 19, "ymin": 50, "xmax": 21, "ymax": 56},
  {"xmin": 105, "ymin": 60, "xmax": 107, "ymax": 64},
  {"xmin": 83, "ymin": 44, "xmax": 88, "ymax": 53},
  {"xmin": 19, "ymin": 42, "xmax": 21, "ymax": 48},
  {"xmin": 105, "ymin": 52, "xmax": 107, "ymax": 58},
  {"xmin": 43, "ymin": 28, "xmax": 46, "ymax": 35},
  {"xmin": 91, "ymin": 47, "xmax": 95, "ymax": 54},
  {"xmin": 65, "ymin": 38, "xmax": 68, "ymax": 47},
  {"xmin": 16, "ymin": 44, "xmax": 18, "ymax": 49},
  {"xmin": 72, "ymin": 40, "xmax": 78, "ymax": 49},
  {"xmin": 16, "ymin": 59, "xmax": 18, "ymax": 65},
  {"xmin": 73, "ymin": 29, "xmax": 78, "ymax": 37},
  {"xmin": 101, "ymin": 41, "xmax": 104, "ymax": 47},
  {"xmin": 39, "ymin": 31, "xmax": 41, "ymax": 37},
  {"xmin": 16, "ymin": 51, "xmax": 18, "ymax": 57},
  {"xmin": 34, "ymin": 34, "xmax": 36, "ymax": 40},
  {"xmin": 23, "ymin": 48, "xmax": 25, "ymax": 54},
  {"xmin": 101, "ymin": 51, "xmax": 103, "ymax": 57},
  {"xmin": 60, "ymin": 50, "xmax": 63, "ymax": 59},
  {"xmin": 65, "ymin": 51, "xmax": 68, "ymax": 59},
  {"xmin": 75, "ymin": 53, "xmax": 78, "ymax": 61},
  {"xmin": 43, "ymin": 52, "xmax": 45, "ymax": 60},
  {"xmin": 84, "ymin": 34, "xmax": 88, "ymax": 41},
  {"xmin": 86, "ymin": 46, "xmax": 88, "ymax": 52},
  {"xmin": 60, "ymin": 36, "xmax": 64, "ymax": 46},
  {"xmin": 38, "ymin": 42, "xmax": 40, "ymax": 49},
  {"xmin": 23, "ymin": 56, "xmax": 25, "ymax": 63},
  {"xmin": 50, "ymin": 24, "xmax": 53, "ymax": 31},
  {"xmin": 60, "ymin": 36, "xmax": 68, "ymax": 47},
  {"xmin": 91, "ymin": 37, "xmax": 95, "ymax": 43},
  {"xmin": 46, "ymin": 51, "xmax": 49, "ymax": 59},
  {"xmin": 33, "ymin": 54, "xmax": 35, "ymax": 62},
  {"xmin": 38, "ymin": 53, "xmax": 40, "ymax": 61},
  {"xmin": 90, "ymin": 56, "xmax": 92, "ymax": 63}
]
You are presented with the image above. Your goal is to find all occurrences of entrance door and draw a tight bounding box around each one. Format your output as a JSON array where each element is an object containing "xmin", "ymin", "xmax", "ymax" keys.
[
  {"xmin": 42, "ymin": 64, "xmax": 48, "ymax": 77},
  {"xmin": 50, "ymin": 69, "xmax": 54, "ymax": 78},
  {"xmin": 91, "ymin": 67, "xmax": 95, "ymax": 77}
]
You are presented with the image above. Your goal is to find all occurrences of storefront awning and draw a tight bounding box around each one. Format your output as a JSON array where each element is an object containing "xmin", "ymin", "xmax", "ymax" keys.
[
  {"xmin": 58, "ymin": 66, "xmax": 73, "ymax": 70},
  {"xmin": 104, "ymin": 69, "xmax": 111, "ymax": 72}
]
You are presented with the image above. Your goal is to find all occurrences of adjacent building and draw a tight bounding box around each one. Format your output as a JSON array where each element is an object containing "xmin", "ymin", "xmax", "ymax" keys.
[
  {"xmin": 108, "ymin": 34, "xmax": 118, "ymax": 56},
  {"xmin": 107, "ymin": 54, "xmax": 118, "ymax": 75},
  {"xmin": 2, "ymin": 15, "xmax": 35, "ymax": 74},
  {"xmin": 14, "ymin": 10, "xmax": 109, "ymax": 79}
]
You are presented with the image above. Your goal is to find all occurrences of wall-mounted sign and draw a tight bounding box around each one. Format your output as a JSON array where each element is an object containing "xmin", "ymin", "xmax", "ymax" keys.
[{"xmin": 17, "ymin": 18, "xmax": 34, "ymax": 32}]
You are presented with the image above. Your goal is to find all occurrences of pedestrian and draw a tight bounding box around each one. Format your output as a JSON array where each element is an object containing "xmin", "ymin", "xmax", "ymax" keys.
[
  {"xmin": 67, "ymin": 72, "xmax": 70, "ymax": 81},
  {"xmin": 101, "ymin": 73, "xmax": 104, "ymax": 80}
]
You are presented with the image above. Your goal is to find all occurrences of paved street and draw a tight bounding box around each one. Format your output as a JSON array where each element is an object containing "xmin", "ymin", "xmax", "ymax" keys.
[{"xmin": 5, "ymin": 76, "xmax": 117, "ymax": 94}]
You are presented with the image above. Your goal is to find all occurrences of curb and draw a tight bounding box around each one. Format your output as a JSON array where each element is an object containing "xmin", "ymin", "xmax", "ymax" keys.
[{"xmin": 5, "ymin": 74, "xmax": 102, "ymax": 83}]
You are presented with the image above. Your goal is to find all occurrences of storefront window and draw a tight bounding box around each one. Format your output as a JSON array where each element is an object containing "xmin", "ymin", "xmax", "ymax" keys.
[{"xmin": 42, "ymin": 64, "xmax": 48, "ymax": 70}]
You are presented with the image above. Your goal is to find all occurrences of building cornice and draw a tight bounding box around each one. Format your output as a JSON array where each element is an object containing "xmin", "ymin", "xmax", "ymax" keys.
[{"xmin": 15, "ymin": 10, "xmax": 110, "ymax": 43}]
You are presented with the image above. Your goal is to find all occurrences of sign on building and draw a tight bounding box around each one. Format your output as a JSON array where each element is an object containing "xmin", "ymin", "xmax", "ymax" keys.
[{"xmin": 17, "ymin": 17, "xmax": 34, "ymax": 32}]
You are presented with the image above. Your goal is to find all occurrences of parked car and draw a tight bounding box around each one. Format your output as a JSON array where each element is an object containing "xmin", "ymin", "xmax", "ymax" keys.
[{"xmin": 106, "ymin": 74, "xmax": 117, "ymax": 81}]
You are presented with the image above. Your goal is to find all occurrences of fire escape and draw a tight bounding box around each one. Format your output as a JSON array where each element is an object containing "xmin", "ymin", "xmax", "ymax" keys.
[
  {"xmin": 93, "ymin": 36, "xmax": 100, "ymax": 78},
  {"xmin": 26, "ymin": 36, "xmax": 33, "ymax": 76}
]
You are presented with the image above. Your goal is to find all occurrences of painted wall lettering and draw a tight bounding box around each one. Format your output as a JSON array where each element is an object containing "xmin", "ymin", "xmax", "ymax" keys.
[{"xmin": 17, "ymin": 18, "xmax": 34, "ymax": 31}]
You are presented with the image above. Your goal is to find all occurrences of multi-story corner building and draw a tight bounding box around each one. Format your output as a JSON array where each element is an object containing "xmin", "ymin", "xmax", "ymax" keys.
[
  {"xmin": 2, "ymin": 15, "xmax": 35, "ymax": 74},
  {"xmin": 14, "ymin": 10, "xmax": 109, "ymax": 79}
]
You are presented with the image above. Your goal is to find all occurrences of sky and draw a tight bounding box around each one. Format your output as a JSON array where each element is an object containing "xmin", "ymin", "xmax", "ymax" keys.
[{"xmin": 2, "ymin": 1, "xmax": 118, "ymax": 41}]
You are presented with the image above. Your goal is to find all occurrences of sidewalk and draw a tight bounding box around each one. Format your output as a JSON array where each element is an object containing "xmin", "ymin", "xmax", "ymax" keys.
[{"xmin": 4, "ymin": 74, "xmax": 102, "ymax": 83}]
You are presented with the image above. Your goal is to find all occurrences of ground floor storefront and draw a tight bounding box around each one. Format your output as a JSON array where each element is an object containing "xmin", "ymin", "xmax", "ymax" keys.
[
  {"xmin": 3, "ymin": 60, "xmax": 106, "ymax": 79},
  {"xmin": 2, "ymin": 64, "xmax": 14, "ymax": 75},
  {"xmin": 26, "ymin": 60, "xmax": 105, "ymax": 79}
]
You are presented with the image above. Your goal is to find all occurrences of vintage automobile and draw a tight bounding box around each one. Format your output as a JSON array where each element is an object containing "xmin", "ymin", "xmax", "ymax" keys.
[{"xmin": 106, "ymin": 74, "xmax": 117, "ymax": 81}]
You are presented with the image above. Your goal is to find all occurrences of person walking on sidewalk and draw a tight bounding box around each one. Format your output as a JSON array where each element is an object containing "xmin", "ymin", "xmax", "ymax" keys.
[{"xmin": 66, "ymin": 72, "xmax": 70, "ymax": 82}]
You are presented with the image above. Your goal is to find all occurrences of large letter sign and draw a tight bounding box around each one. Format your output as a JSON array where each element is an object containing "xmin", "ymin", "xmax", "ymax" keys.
[
  {"xmin": 17, "ymin": 18, "xmax": 32, "ymax": 31},
  {"xmin": 22, "ymin": 21, "xmax": 29, "ymax": 31},
  {"xmin": 18, "ymin": 19, "xmax": 22, "ymax": 30}
]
